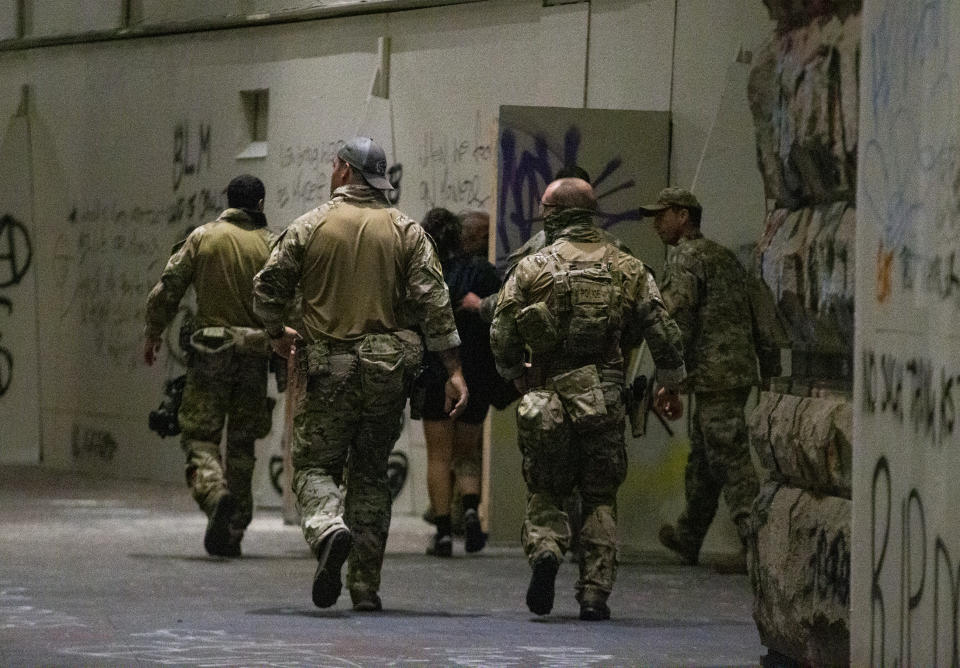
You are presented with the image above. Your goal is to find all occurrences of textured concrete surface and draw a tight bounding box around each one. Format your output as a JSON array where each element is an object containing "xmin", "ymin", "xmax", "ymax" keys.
[
  {"xmin": 750, "ymin": 391, "xmax": 852, "ymax": 497},
  {"xmin": 0, "ymin": 465, "xmax": 764, "ymax": 666},
  {"xmin": 750, "ymin": 482, "xmax": 850, "ymax": 666}
]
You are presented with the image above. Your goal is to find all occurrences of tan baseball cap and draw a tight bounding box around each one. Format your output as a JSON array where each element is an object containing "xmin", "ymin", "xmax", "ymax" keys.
[{"xmin": 638, "ymin": 187, "xmax": 702, "ymax": 216}]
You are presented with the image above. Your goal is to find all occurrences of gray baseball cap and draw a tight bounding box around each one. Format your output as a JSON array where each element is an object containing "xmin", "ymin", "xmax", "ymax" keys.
[
  {"xmin": 337, "ymin": 136, "xmax": 393, "ymax": 191},
  {"xmin": 638, "ymin": 187, "xmax": 702, "ymax": 216}
]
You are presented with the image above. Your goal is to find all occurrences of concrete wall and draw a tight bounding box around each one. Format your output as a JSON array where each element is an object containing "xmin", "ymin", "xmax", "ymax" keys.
[
  {"xmin": 0, "ymin": 0, "xmax": 773, "ymax": 555},
  {"xmin": 854, "ymin": 0, "xmax": 960, "ymax": 663}
]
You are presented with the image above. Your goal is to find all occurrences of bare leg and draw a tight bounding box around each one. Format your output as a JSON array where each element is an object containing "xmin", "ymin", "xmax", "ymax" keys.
[
  {"xmin": 424, "ymin": 419, "xmax": 456, "ymax": 515},
  {"xmin": 452, "ymin": 421, "xmax": 482, "ymax": 496}
]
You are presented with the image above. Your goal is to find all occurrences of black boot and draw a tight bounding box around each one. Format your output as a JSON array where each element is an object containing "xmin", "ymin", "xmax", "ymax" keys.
[{"xmin": 525, "ymin": 552, "xmax": 560, "ymax": 615}]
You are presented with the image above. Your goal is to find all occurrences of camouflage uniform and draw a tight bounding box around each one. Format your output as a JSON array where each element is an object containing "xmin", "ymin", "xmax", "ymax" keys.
[
  {"xmin": 144, "ymin": 208, "xmax": 274, "ymax": 541},
  {"xmin": 660, "ymin": 233, "xmax": 761, "ymax": 554},
  {"xmin": 252, "ymin": 184, "xmax": 459, "ymax": 603},
  {"xmin": 480, "ymin": 229, "xmax": 632, "ymax": 323},
  {"xmin": 490, "ymin": 209, "xmax": 685, "ymax": 608}
]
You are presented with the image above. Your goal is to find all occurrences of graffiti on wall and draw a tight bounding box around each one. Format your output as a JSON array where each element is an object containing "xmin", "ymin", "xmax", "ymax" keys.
[
  {"xmin": 870, "ymin": 455, "xmax": 960, "ymax": 666},
  {"xmin": 0, "ymin": 214, "xmax": 33, "ymax": 398},
  {"xmin": 55, "ymin": 122, "xmax": 225, "ymax": 370},
  {"xmin": 71, "ymin": 424, "xmax": 118, "ymax": 462},
  {"xmin": 495, "ymin": 116, "xmax": 651, "ymax": 269},
  {"xmin": 275, "ymin": 138, "xmax": 403, "ymax": 214},
  {"xmin": 418, "ymin": 110, "xmax": 492, "ymax": 213},
  {"xmin": 862, "ymin": 0, "xmax": 960, "ymax": 307},
  {"xmin": 173, "ymin": 121, "xmax": 212, "ymax": 192}
]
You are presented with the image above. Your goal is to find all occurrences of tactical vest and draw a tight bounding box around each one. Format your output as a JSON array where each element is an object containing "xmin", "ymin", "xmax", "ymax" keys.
[{"xmin": 516, "ymin": 246, "xmax": 623, "ymax": 373}]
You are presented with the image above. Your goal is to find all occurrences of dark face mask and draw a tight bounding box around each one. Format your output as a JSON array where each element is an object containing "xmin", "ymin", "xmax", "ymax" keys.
[{"xmin": 543, "ymin": 208, "xmax": 594, "ymax": 242}]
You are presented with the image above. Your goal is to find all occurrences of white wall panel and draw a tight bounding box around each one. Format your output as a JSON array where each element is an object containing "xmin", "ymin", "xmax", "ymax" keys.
[{"xmin": 29, "ymin": 0, "xmax": 120, "ymax": 36}]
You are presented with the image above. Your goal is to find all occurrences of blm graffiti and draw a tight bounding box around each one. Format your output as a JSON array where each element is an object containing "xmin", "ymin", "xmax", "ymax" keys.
[
  {"xmin": 0, "ymin": 213, "xmax": 34, "ymax": 398},
  {"xmin": 56, "ymin": 121, "xmax": 226, "ymax": 370}
]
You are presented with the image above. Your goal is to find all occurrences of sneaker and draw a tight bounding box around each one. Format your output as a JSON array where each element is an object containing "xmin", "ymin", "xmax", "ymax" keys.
[
  {"xmin": 463, "ymin": 509, "xmax": 487, "ymax": 553},
  {"xmin": 658, "ymin": 524, "xmax": 699, "ymax": 565},
  {"xmin": 311, "ymin": 528, "xmax": 353, "ymax": 608},
  {"xmin": 352, "ymin": 591, "xmax": 383, "ymax": 612},
  {"xmin": 204, "ymin": 494, "xmax": 238, "ymax": 557},
  {"xmin": 426, "ymin": 533, "xmax": 452, "ymax": 557},
  {"xmin": 525, "ymin": 552, "xmax": 560, "ymax": 615}
]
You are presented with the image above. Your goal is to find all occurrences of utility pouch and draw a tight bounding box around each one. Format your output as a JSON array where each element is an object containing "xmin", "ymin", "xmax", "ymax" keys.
[
  {"xmin": 232, "ymin": 327, "xmax": 272, "ymax": 356},
  {"xmin": 566, "ymin": 271, "xmax": 614, "ymax": 356},
  {"xmin": 549, "ymin": 364, "xmax": 606, "ymax": 426},
  {"xmin": 516, "ymin": 302, "xmax": 561, "ymax": 355},
  {"xmin": 190, "ymin": 326, "xmax": 271, "ymax": 356},
  {"xmin": 516, "ymin": 389, "xmax": 565, "ymax": 443},
  {"xmin": 188, "ymin": 327, "xmax": 235, "ymax": 374},
  {"xmin": 190, "ymin": 327, "xmax": 234, "ymax": 355},
  {"xmin": 300, "ymin": 340, "xmax": 331, "ymax": 376}
]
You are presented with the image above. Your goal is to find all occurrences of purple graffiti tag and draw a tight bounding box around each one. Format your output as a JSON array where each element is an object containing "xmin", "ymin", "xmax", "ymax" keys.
[{"xmin": 497, "ymin": 125, "xmax": 643, "ymax": 266}]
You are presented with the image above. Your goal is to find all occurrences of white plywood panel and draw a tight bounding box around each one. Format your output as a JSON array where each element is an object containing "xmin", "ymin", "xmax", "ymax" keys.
[
  {"xmin": 688, "ymin": 53, "xmax": 767, "ymax": 251},
  {"xmin": 671, "ymin": 0, "xmax": 772, "ymax": 189},
  {"xmin": 0, "ymin": 0, "xmax": 18, "ymax": 40},
  {"xmin": 0, "ymin": 96, "xmax": 40, "ymax": 464},
  {"xmin": 854, "ymin": 0, "xmax": 960, "ymax": 664},
  {"xmin": 587, "ymin": 0, "xmax": 674, "ymax": 111},
  {"xmin": 388, "ymin": 0, "xmax": 587, "ymax": 223},
  {"xmin": 29, "ymin": 0, "xmax": 120, "ymax": 36}
]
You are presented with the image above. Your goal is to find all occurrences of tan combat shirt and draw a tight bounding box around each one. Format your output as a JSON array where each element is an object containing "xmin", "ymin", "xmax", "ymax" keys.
[
  {"xmin": 144, "ymin": 208, "xmax": 272, "ymax": 339},
  {"xmin": 253, "ymin": 185, "xmax": 460, "ymax": 350}
]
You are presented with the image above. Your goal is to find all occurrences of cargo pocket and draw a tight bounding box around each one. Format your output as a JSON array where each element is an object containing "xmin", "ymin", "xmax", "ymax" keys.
[
  {"xmin": 550, "ymin": 364, "xmax": 606, "ymax": 427},
  {"xmin": 358, "ymin": 334, "xmax": 405, "ymax": 413},
  {"xmin": 516, "ymin": 389, "xmax": 565, "ymax": 487}
]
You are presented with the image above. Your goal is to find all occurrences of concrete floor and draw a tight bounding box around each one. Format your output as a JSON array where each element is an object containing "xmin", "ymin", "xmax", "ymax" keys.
[{"xmin": 0, "ymin": 465, "xmax": 764, "ymax": 667}]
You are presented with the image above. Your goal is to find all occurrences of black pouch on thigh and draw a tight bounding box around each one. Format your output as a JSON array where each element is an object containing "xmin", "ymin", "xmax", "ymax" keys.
[
  {"xmin": 515, "ymin": 389, "xmax": 566, "ymax": 487},
  {"xmin": 358, "ymin": 334, "xmax": 405, "ymax": 412},
  {"xmin": 549, "ymin": 364, "xmax": 608, "ymax": 429}
]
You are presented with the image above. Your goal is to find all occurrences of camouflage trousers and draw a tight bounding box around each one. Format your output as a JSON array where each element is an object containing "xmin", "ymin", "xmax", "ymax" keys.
[
  {"xmin": 179, "ymin": 351, "xmax": 271, "ymax": 538},
  {"xmin": 291, "ymin": 335, "xmax": 408, "ymax": 601},
  {"xmin": 674, "ymin": 386, "xmax": 759, "ymax": 552},
  {"xmin": 516, "ymin": 380, "xmax": 627, "ymax": 604}
]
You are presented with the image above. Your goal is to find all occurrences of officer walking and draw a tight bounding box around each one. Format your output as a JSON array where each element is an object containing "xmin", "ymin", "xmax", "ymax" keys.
[
  {"xmin": 144, "ymin": 174, "xmax": 289, "ymax": 557},
  {"xmin": 252, "ymin": 137, "xmax": 468, "ymax": 612},
  {"xmin": 642, "ymin": 187, "xmax": 766, "ymax": 569},
  {"xmin": 490, "ymin": 177, "xmax": 686, "ymax": 621}
]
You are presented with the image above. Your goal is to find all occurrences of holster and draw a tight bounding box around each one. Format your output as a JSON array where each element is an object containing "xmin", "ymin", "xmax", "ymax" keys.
[{"xmin": 626, "ymin": 374, "xmax": 649, "ymax": 438}]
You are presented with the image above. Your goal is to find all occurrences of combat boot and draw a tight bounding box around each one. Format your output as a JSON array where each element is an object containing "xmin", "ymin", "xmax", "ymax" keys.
[
  {"xmin": 525, "ymin": 552, "xmax": 560, "ymax": 615},
  {"xmin": 658, "ymin": 524, "xmax": 699, "ymax": 565},
  {"xmin": 204, "ymin": 493, "xmax": 238, "ymax": 557},
  {"xmin": 579, "ymin": 600, "xmax": 611, "ymax": 621},
  {"xmin": 351, "ymin": 590, "xmax": 383, "ymax": 612},
  {"xmin": 311, "ymin": 527, "xmax": 353, "ymax": 608}
]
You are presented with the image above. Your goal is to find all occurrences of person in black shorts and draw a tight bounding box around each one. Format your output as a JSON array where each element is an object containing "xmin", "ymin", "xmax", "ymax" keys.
[{"xmin": 416, "ymin": 207, "xmax": 500, "ymax": 556}]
